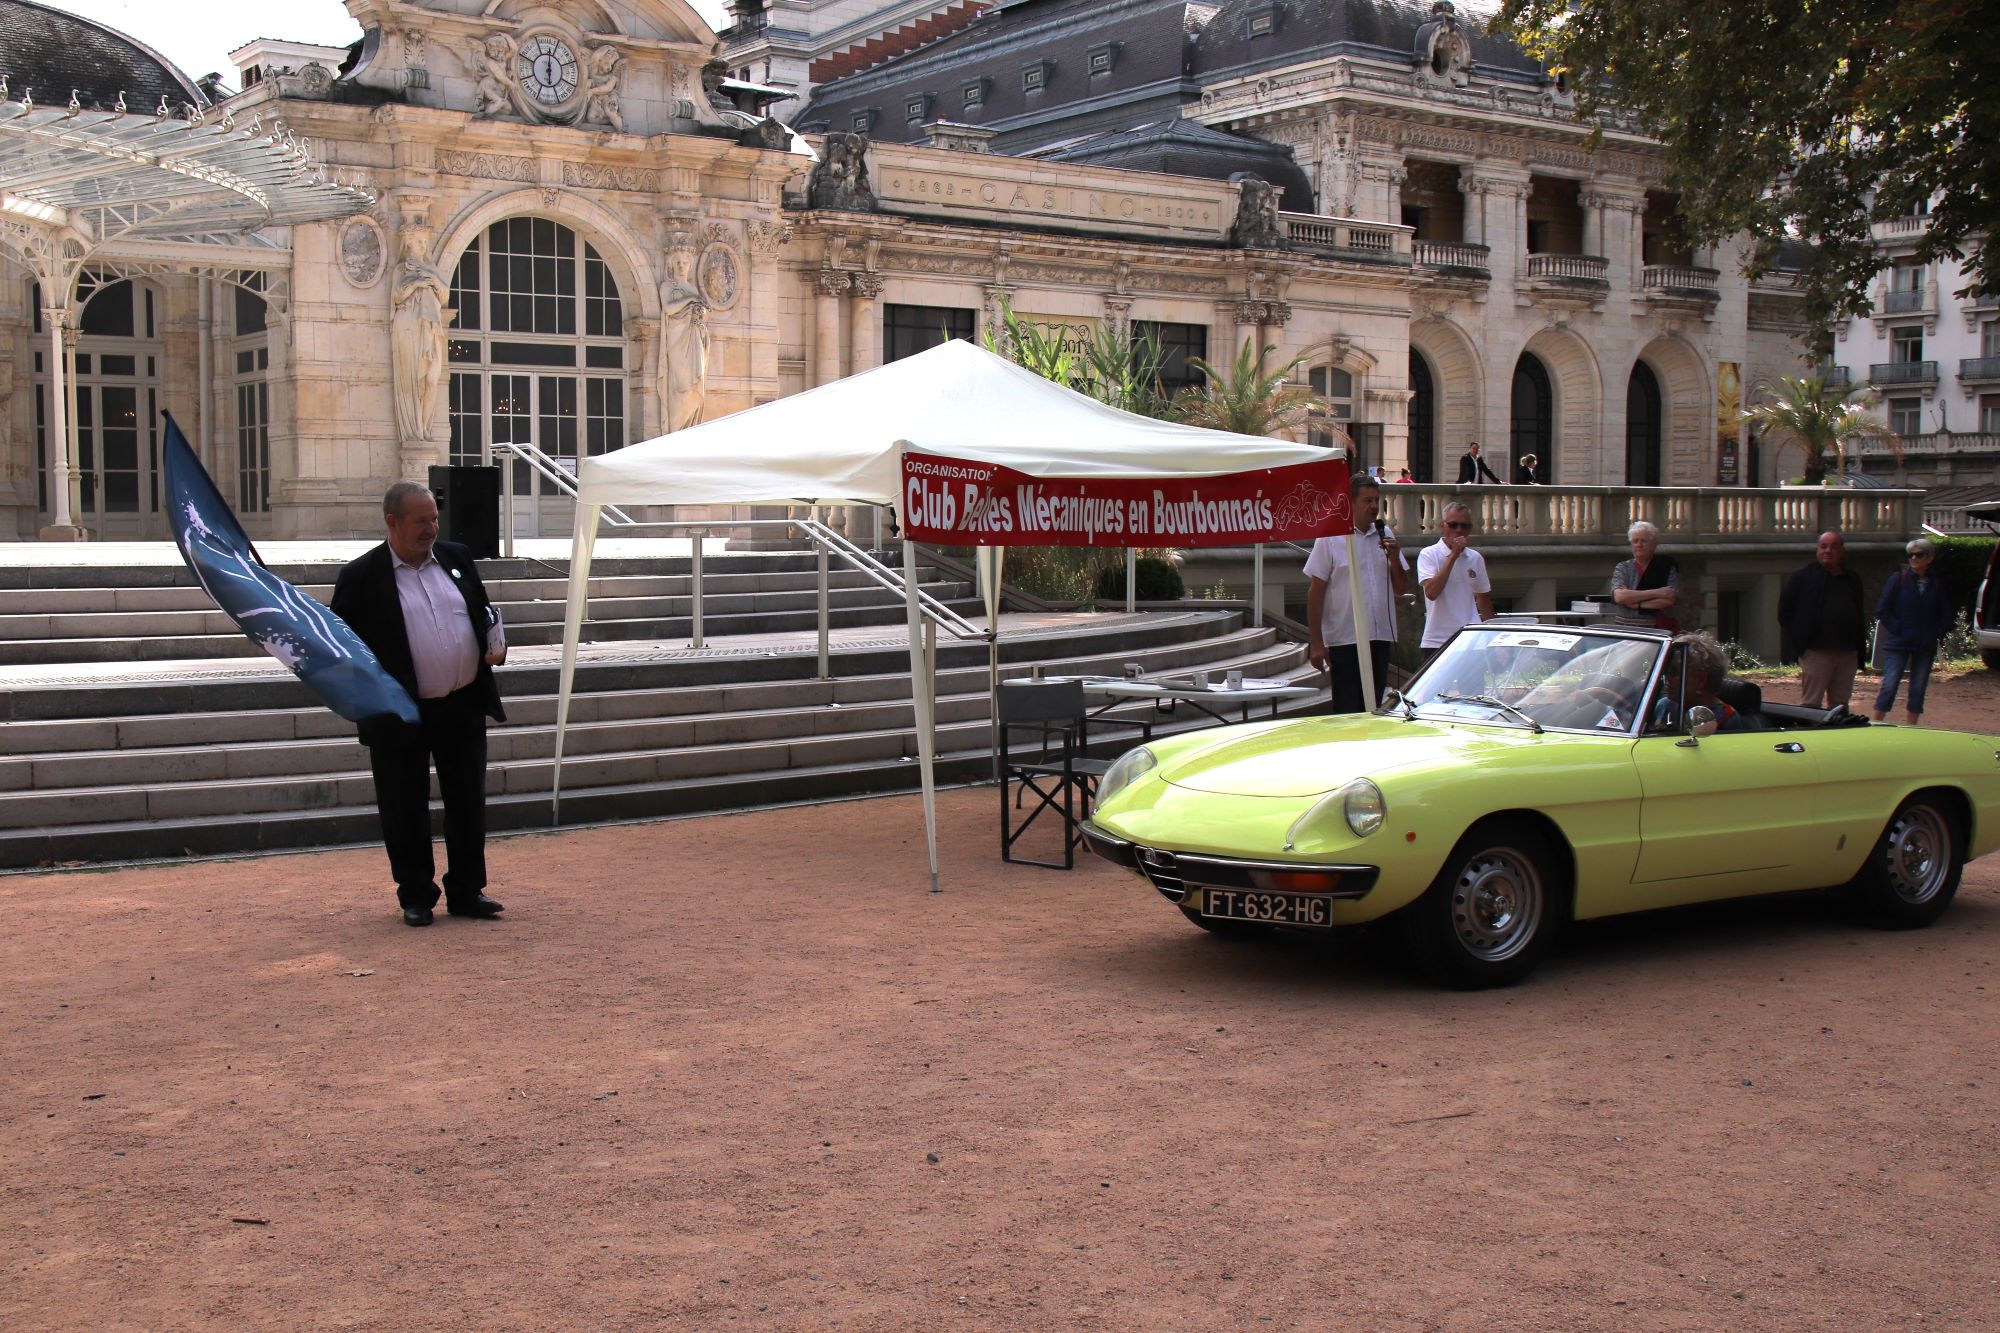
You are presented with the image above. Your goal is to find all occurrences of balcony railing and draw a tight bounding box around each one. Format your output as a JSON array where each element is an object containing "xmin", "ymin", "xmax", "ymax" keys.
[
  {"xmin": 1279, "ymin": 213, "xmax": 1413, "ymax": 264},
  {"xmin": 1870, "ymin": 360, "xmax": 1939, "ymax": 386},
  {"xmin": 1524, "ymin": 253, "xmax": 1609, "ymax": 285},
  {"xmin": 1852, "ymin": 431, "xmax": 2000, "ymax": 457},
  {"xmin": 1375, "ymin": 484, "xmax": 1922, "ymax": 543},
  {"xmin": 1959, "ymin": 356, "xmax": 2000, "ymax": 384},
  {"xmin": 1414, "ymin": 239, "xmax": 1491, "ymax": 276},
  {"xmin": 1870, "ymin": 213, "xmax": 1930, "ymax": 240},
  {"xmin": 1640, "ymin": 264, "xmax": 1720, "ymax": 299},
  {"xmin": 1881, "ymin": 289, "xmax": 1926, "ymax": 314},
  {"xmin": 1820, "ymin": 365, "xmax": 1853, "ymax": 389}
]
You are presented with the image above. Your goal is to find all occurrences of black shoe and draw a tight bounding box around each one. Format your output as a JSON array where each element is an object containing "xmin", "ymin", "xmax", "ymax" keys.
[
  {"xmin": 402, "ymin": 906, "xmax": 434, "ymax": 927},
  {"xmin": 447, "ymin": 894, "xmax": 505, "ymax": 919}
]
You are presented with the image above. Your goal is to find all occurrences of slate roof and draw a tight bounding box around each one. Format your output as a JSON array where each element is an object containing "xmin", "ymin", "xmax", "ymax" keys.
[
  {"xmin": 1194, "ymin": 0, "xmax": 1543, "ymax": 81},
  {"xmin": 0, "ymin": 0, "xmax": 206, "ymax": 112},
  {"xmin": 797, "ymin": 0, "xmax": 1208, "ymax": 153},
  {"xmin": 1044, "ymin": 115, "xmax": 1314, "ymax": 211}
]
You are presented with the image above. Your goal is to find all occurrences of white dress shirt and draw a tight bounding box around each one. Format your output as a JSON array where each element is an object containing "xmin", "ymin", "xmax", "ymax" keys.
[
  {"xmin": 392, "ymin": 550, "xmax": 480, "ymax": 699},
  {"xmin": 1304, "ymin": 527, "xmax": 1408, "ymax": 647}
]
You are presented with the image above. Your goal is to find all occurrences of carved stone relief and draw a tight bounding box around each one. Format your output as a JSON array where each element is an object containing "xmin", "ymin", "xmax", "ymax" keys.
[
  {"xmin": 338, "ymin": 218, "xmax": 386, "ymax": 289},
  {"xmin": 437, "ymin": 150, "xmax": 535, "ymax": 182}
]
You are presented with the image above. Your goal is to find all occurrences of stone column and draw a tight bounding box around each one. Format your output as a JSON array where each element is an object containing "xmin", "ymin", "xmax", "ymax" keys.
[
  {"xmin": 814, "ymin": 270, "xmax": 848, "ymax": 386},
  {"xmin": 624, "ymin": 316, "xmax": 659, "ymax": 441},
  {"xmin": 263, "ymin": 278, "xmax": 301, "ymax": 525},
  {"xmin": 849, "ymin": 272, "xmax": 884, "ymax": 373},
  {"xmin": 39, "ymin": 304, "xmax": 82, "ymax": 539}
]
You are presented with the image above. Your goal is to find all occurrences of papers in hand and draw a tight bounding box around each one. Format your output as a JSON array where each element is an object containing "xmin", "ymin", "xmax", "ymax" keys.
[{"xmin": 483, "ymin": 603, "xmax": 506, "ymax": 657}]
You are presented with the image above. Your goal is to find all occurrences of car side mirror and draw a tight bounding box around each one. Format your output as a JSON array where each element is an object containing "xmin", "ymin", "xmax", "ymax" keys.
[{"xmin": 1683, "ymin": 705, "xmax": 1719, "ymax": 741}]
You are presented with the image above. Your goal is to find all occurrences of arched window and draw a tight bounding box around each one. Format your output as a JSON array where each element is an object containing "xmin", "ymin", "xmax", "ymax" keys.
[
  {"xmin": 446, "ymin": 218, "xmax": 627, "ymax": 528},
  {"xmin": 1408, "ymin": 350, "xmax": 1436, "ymax": 482},
  {"xmin": 34, "ymin": 274, "xmax": 164, "ymax": 536},
  {"xmin": 1511, "ymin": 352, "xmax": 1553, "ymax": 483},
  {"xmin": 1626, "ymin": 362, "xmax": 1663, "ymax": 486}
]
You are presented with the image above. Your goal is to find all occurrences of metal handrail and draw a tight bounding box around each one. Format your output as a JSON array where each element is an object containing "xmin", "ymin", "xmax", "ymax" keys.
[
  {"xmin": 794, "ymin": 514, "xmax": 987, "ymax": 641},
  {"xmin": 492, "ymin": 440, "xmax": 637, "ymax": 554}
]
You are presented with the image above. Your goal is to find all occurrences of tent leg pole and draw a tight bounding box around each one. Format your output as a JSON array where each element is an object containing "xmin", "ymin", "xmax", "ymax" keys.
[
  {"xmin": 903, "ymin": 537, "xmax": 941, "ymax": 894},
  {"xmin": 690, "ymin": 531, "xmax": 704, "ymax": 649},
  {"xmin": 1252, "ymin": 543, "xmax": 1264, "ymax": 627},
  {"xmin": 1125, "ymin": 547, "xmax": 1136, "ymax": 613}
]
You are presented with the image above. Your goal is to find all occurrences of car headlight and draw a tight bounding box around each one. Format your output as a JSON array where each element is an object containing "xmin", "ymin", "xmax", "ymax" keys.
[
  {"xmin": 1095, "ymin": 746, "xmax": 1157, "ymax": 805},
  {"xmin": 1285, "ymin": 778, "xmax": 1386, "ymax": 850}
]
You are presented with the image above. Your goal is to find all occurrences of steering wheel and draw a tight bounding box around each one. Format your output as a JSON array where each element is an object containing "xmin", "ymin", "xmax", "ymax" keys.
[{"xmin": 1576, "ymin": 685, "xmax": 1630, "ymax": 722}]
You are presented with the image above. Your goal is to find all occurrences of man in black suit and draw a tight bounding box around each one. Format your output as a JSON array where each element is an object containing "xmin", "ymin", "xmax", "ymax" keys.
[
  {"xmin": 1456, "ymin": 441, "xmax": 1503, "ymax": 484},
  {"xmin": 331, "ymin": 481, "xmax": 508, "ymax": 927}
]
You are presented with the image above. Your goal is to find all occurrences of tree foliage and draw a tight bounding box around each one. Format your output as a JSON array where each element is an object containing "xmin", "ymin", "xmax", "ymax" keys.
[
  {"xmin": 1172, "ymin": 339, "xmax": 1336, "ymax": 441},
  {"xmin": 1738, "ymin": 372, "xmax": 1899, "ymax": 484},
  {"xmin": 1495, "ymin": 0, "xmax": 2000, "ymax": 339}
]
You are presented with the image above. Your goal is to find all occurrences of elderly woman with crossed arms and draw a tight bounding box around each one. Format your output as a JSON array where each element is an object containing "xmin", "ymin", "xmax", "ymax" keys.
[{"xmin": 1610, "ymin": 520, "xmax": 1679, "ymax": 630}]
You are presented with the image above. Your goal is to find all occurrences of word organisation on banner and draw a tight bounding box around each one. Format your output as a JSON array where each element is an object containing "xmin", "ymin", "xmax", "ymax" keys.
[{"xmin": 901, "ymin": 451, "xmax": 1351, "ymax": 548}]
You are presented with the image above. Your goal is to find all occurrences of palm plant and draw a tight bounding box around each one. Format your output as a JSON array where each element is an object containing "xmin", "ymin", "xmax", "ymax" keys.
[
  {"xmin": 983, "ymin": 300, "xmax": 1173, "ymax": 419},
  {"xmin": 1171, "ymin": 339, "xmax": 1334, "ymax": 441},
  {"xmin": 1739, "ymin": 372, "xmax": 1901, "ymax": 485}
]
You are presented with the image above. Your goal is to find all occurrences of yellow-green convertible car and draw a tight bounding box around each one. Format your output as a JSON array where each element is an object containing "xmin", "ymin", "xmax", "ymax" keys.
[{"xmin": 1082, "ymin": 622, "xmax": 2000, "ymax": 988}]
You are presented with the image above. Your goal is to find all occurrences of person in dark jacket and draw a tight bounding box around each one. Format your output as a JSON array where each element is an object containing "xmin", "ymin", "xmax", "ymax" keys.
[
  {"xmin": 331, "ymin": 482, "xmax": 508, "ymax": 927},
  {"xmin": 1777, "ymin": 530, "xmax": 1866, "ymax": 709},
  {"xmin": 1456, "ymin": 441, "xmax": 1502, "ymax": 484},
  {"xmin": 1871, "ymin": 537, "xmax": 1956, "ymax": 724}
]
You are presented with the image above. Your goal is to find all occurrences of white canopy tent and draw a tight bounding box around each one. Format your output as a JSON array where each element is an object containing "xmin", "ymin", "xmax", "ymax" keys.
[{"xmin": 556, "ymin": 338, "xmax": 1348, "ymax": 889}]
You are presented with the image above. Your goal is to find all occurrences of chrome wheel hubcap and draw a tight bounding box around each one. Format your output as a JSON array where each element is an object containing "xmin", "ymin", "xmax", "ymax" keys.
[
  {"xmin": 1886, "ymin": 806, "xmax": 1952, "ymax": 904},
  {"xmin": 1450, "ymin": 846, "xmax": 1544, "ymax": 962}
]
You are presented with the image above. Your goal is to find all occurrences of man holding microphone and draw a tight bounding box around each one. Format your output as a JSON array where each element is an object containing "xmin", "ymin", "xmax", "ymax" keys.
[
  {"xmin": 1416, "ymin": 500, "xmax": 1493, "ymax": 665},
  {"xmin": 1305, "ymin": 472, "xmax": 1409, "ymax": 713}
]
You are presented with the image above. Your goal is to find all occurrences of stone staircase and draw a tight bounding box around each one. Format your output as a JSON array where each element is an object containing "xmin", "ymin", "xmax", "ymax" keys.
[{"xmin": 0, "ymin": 549, "xmax": 1317, "ymax": 870}]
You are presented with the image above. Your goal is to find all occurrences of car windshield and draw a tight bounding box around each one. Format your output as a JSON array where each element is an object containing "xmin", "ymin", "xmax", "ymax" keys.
[{"xmin": 1402, "ymin": 626, "xmax": 1665, "ymax": 732}]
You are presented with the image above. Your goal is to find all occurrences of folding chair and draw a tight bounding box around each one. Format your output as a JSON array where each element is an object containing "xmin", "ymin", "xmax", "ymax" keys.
[{"xmin": 998, "ymin": 680, "xmax": 1113, "ymax": 869}]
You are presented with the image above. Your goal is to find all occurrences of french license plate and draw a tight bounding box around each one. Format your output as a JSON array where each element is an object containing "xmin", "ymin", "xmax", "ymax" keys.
[{"xmin": 1200, "ymin": 888, "xmax": 1334, "ymax": 927}]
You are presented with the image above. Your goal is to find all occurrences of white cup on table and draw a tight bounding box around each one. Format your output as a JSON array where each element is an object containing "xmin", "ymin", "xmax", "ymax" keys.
[{"xmin": 1226, "ymin": 669, "xmax": 1243, "ymax": 690}]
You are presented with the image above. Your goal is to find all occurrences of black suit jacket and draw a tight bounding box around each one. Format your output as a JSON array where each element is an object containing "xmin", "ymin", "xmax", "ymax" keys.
[
  {"xmin": 330, "ymin": 539, "xmax": 506, "ymax": 745},
  {"xmin": 1457, "ymin": 452, "xmax": 1501, "ymax": 484}
]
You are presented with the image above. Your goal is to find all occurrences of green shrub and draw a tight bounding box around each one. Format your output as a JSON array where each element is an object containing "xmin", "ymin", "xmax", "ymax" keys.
[
  {"xmin": 1930, "ymin": 534, "xmax": 1994, "ymax": 617},
  {"xmin": 1938, "ymin": 609, "xmax": 1979, "ymax": 664},
  {"xmin": 1095, "ymin": 556, "xmax": 1186, "ymax": 601}
]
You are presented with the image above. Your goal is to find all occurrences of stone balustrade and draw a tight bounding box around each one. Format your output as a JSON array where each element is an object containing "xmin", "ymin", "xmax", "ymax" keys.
[
  {"xmin": 1280, "ymin": 212, "xmax": 1414, "ymax": 263},
  {"xmin": 1524, "ymin": 253, "xmax": 1609, "ymax": 284},
  {"xmin": 1414, "ymin": 238, "xmax": 1491, "ymax": 275},
  {"xmin": 1375, "ymin": 483, "xmax": 1923, "ymax": 545},
  {"xmin": 1855, "ymin": 431, "xmax": 2000, "ymax": 456},
  {"xmin": 1640, "ymin": 264, "xmax": 1720, "ymax": 298}
]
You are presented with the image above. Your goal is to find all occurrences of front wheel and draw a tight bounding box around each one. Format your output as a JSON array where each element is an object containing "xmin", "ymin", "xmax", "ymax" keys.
[
  {"xmin": 1400, "ymin": 820, "xmax": 1561, "ymax": 989},
  {"xmin": 1982, "ymin": 648, "xmax": 2000, "ymax": 672},
  {"xmin": 1847, "ymin": 795, "xmax": 1963, "ymax": 928}
]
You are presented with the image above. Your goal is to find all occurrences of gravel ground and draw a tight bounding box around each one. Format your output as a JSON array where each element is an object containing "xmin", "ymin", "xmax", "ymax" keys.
[{"xmin": 3, "ymin": 667, "xmax": 1997, "ymax": 1330}]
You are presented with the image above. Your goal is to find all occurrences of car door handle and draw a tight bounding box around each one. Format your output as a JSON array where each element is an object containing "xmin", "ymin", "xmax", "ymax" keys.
[{"xmin": 1773, "ymin": 742, "xmax": 1805, "ymax": 753}]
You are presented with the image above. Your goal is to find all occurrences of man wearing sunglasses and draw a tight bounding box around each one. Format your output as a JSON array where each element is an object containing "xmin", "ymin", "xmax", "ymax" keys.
[{"xmin": 1416, "ymin": 501, "xmax": 1493, "ymax": 664}]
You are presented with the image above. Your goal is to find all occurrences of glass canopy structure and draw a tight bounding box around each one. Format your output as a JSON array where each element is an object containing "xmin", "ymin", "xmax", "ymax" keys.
[{"xmin": 0, "ymin": 86, "xmax": 371, "ymax": 536}]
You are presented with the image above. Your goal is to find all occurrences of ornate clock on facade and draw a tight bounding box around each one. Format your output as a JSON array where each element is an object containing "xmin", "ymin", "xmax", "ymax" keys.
[{"xmin": 517, "ymin": 33, "xmax": 580, "ymax": 106}]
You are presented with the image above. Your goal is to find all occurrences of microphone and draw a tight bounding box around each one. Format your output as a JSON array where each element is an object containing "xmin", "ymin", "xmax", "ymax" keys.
[{"xmin": 1374, "ymin": 517, "xmax": 1387, "ymax": 550}]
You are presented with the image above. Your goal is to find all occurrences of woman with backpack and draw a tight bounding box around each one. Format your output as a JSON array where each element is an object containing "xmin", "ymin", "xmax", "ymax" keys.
[{"xmin": 1871, "ymin": 538, "xmax": 1956, "ymax": 725}]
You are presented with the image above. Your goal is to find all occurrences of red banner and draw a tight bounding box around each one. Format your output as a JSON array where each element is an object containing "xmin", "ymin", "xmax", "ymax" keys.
[{"xmin": 901, "ymin": 451, "xmax": 1351, "ymax": 548}]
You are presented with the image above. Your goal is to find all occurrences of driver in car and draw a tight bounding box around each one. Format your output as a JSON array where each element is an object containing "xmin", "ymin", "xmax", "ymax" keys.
[{"xmin": 1650, "ymin": 633, "xmax": 1748, "ymax": 733}]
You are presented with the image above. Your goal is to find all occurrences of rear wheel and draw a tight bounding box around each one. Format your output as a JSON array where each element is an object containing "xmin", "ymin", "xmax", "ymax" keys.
[
  {"xmin": 1400, "ymin": 820, "xmax": 1561, "ymax": 989},
  {"xmin": 1847, "ymin": 794, "xmax": 1963, "ymax": 927},
  {"xmin": 1981, "ymin": 648, "xmax": 2000, "ymax": 672}
]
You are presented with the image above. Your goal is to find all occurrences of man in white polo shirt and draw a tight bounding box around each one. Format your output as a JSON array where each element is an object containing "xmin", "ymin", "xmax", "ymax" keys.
[
  {"xmin": 1305, "ymin": 472, "xmax": 1410, "ymax": 713},
  {"xmin": 1416, "ymin": 500, "xmax": 1493, "ymax": 663}
]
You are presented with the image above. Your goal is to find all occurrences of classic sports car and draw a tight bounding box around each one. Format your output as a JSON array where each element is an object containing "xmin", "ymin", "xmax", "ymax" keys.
[{"xmin": 1082, "ymin": 621, "xmax": 2000, "ymax": 988}]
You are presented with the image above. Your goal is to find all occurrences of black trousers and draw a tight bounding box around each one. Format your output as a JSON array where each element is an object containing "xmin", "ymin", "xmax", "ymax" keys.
[
  {"xmin": 366, "ymin": 687, "xmax": 490, "ymax": 909},
  {"xmin": 1323, "ymin": 640, "xmax": 1392, "ymax": 715}
]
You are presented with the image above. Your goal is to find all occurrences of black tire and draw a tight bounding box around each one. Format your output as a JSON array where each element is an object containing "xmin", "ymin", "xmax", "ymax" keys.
[
  {"xmin": 1982, "ymin": 648, "xmax": 2000, "ymax": 672},
  {"xmin": 1177, "ymin": 905, "xmax": 1272, "ymax": 938},
  {"xmin": 1847, "ymin": 794, "xmax": 1964, "ymax": 928},
  {"xmin": 1400, "ymin": 820, "xmax": 1562, "ymax": 989}
]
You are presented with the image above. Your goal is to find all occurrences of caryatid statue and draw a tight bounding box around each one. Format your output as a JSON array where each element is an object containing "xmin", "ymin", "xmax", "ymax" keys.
[
  {"xmin": 390, "ymin": 226, "xmax": 452, "ymax": 447},
  {"xmin": 659, "ymin": 248, "xmax": 709, "ymax": 433}
]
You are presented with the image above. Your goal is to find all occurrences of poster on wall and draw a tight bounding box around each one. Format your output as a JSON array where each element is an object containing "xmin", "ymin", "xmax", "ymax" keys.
[{"xmin": 1716, "ymin": 361, "xmax": 1742, "ymax": 485}]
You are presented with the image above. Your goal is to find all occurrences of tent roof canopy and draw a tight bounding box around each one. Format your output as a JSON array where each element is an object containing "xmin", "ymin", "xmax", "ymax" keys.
[{"xmin": 579, "ymin": 338, "xmax": 1340, "ymax": 514}]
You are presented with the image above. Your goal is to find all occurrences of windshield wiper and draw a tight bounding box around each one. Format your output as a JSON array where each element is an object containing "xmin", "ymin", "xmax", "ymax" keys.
[{"xmin": 1435, "ymin": 692, "xmax": 1544, "ymax": 733}]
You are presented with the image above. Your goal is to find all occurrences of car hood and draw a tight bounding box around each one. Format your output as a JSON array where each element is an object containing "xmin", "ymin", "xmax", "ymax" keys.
[{"xmin": 1159, "ymin": 715, "xmax": 1535, "ymax": 798}]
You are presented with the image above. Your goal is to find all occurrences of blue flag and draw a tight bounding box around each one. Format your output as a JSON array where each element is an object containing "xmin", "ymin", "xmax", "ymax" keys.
[{"xmin": 162, "ymin": 412, "xmax": 420, "ymax": 726}]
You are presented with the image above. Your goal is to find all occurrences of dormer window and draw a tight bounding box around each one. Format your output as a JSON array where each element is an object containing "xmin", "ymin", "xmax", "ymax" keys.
[
  {"xmin": 961, "ymin": 77, "xmax": 987, "ymax": 111},
  {"xmin": 850, "ymin": 108, "xmax": 877, "ymax": 133},
  {"xmin": 1245, "ymin": 3, "xmax": 1283, "ymax": 37},
  {"xmin": 1087, "ymin": 43, "xmax": 1119, "ymax": 77},
  {"xmin": 905, "ymin": 93, "xmax": 933, "ymax": 124},
  {"xmin": 1021, "ymin": 60, "xmax": 1052, "ymax": 94}
]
